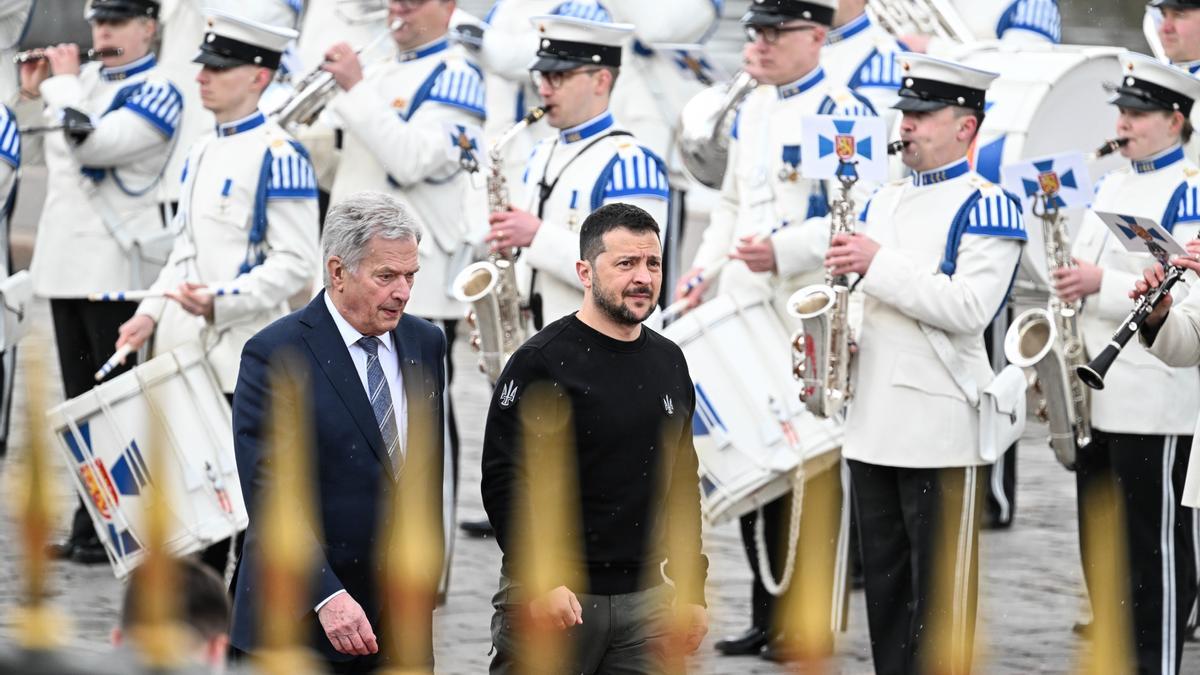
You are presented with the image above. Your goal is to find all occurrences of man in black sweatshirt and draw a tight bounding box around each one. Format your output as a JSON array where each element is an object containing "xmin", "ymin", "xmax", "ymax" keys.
[{"xmin": 481, "ymin": 203, "xmax": 708, "ymax": 673}]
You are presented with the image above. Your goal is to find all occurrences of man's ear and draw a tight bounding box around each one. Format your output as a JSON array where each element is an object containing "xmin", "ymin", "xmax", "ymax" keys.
[
  {"xmin": 576, "ymin": 259, "xmax": 592, "ymax": 290},
  {"xmin": 327, "ymin": 257, "xmax": 344, "ymax": 291}
]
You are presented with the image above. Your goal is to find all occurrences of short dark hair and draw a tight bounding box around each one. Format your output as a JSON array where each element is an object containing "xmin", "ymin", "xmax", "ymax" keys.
[
  {"xmin": 579, "ymin": 202, "xmax": 661, "ymax": 263},
  {"xmin": 952, "ymin": 106, "xmax": 985, "ymax": 140},
  {"xmin": 121, "ymin": 558, "xmax": 232, "ymax": 640}
]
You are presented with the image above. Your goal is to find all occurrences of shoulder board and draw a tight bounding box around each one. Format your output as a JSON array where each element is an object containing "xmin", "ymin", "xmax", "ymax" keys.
[
  {"xmin": 265, "ymin": 137, "xmax": 317, "ymax": 200},
  {"xmin": 1171, "ymin": 180, "xmax": 1200, "ymax": 225},
  {"xmin": 817, "ymin": 87, "xmax": 877, "ymax": 117},
  {"xmin": 964, "ymin": 184, "xmax": 1026, "ymax": 240},
  {"xmin": 117, "ymin": 78, "xmax": 184, "ymax": 137},
  {"xmin": 423, "ymin": 59, "xmax": 486, "ymax": 118},
  {"xmin": 998, "ymin": 0, "xmax": 1062, "ymax": 43},
  {"xmin": 1184, "ymin": 167, "xmax": 1199, "ymax": 179},
  {"xmin": 0, "ymin": 105, "xmax": 18, "ymax": 168},
  {"xmin": 849, "ymin": 48, "xmax": 903, "ymax": 90},
  {"xmin": 592, "ymin": 144, "xmax": 670, "ymax": 208}
]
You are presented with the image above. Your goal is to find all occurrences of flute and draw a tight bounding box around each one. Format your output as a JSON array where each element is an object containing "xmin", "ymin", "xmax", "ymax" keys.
[
  {"xmin": 87, "ymin": 287, "xmax": 246, "ymax": 302},
  {"xmin": 663, "ymin": 219, "xmax": 793, "ymax": 321},
  {"xmin": 14, "ymin": 47, "xmax": 123, "ymax": 64}
]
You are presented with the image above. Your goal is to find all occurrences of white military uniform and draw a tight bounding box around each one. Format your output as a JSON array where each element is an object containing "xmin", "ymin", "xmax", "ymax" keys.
[
  {"xmin": 28, "ymin": 54, "xmax": 184, "ymax": 296},
  {"xmin": 136, "ymin": 110, "xmax": 320, "ymax": 392},
  {"xmin": 519, "ymin": 108, "xmax": 669, "ymax": 324},
  {"xmin": 0, "ymin": 1, "xmax": 31, "ymax": 105},
  {"xmin": 821, "ymin": 11, "xmax": 905, "ymax": 117},
  {"xmin": 1178, "ymin": 60, "xmax": 1200, "ymax": 166},
  {"xmin": 327, "ymin": 35, "xmax": 487, "ymax": 321},
  {"xmin": 1145, "ymin": 282, "xmax": 1200, "ymax": 508},
  {"xmin": 844, "ymin": 160, "xmax": 1025, "ymax": 466},
  {"xmin": 926, "ymin": 0, "xmax": 1061, "ymax": 55},
  {"xmin": 1072, "ymin": 144, "xmax": 1200, "ymax": 436},
  {"xmin": 692, "ymin": 66, "xmax": 877, "ymax": 311}
]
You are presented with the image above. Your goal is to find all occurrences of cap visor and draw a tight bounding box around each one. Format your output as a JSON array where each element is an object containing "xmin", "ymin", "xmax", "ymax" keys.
[
  {"xmin": 193, "ymin": 49, "xmax": 245, "ymax": 69},
  {"xmin": 528, "ymin": 55, "xmax": 584, "ymax": 73},
  {"xmin": 740, "ymin": 10, "xmax": 789, "ymax": 26},
  {"xmin": 1148, "ymin": 0, "xmax": 1196, "ymax": 8},
  {"xmin": 86, "ymin": 9, "xmax": 138, "ymax": 20},
  {"xmin": 1108, "ymin": 90, "xmax": 1169, "ymax": 112},
  {"xmin": 892, "ymin": 96, "xmax": 949, "ymax": 112}
]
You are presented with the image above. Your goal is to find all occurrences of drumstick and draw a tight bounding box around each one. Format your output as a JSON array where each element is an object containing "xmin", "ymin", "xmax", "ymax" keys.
[
  {"xmin": 88, "ymin": 287, "xmax": 245, "ymax": 302},
  {"xmin": 663, "ymin": 219, "xmax": 793, "ymax": 322},
  {"xmin": 94, "ymin": 345, "xmax": 133, "ymax": 382}
]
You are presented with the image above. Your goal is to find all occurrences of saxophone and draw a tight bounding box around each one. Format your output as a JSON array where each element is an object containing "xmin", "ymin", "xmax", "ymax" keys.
[
  {"xmin": 787, "ymin": 164, "xmax": 860, "ymax": 419},
  {"xmin": 1003, "ymin": 192, "xmax": 1093, "ymax": 470},
  {"xmin": 452, "ymin": 107, "xmax": 546, "ymax": 381}
]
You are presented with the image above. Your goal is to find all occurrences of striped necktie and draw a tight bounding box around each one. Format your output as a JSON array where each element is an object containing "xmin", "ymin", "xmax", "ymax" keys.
[{"xmin": 357, "ymin": 336, "xmax": 402, "ymax": 476}]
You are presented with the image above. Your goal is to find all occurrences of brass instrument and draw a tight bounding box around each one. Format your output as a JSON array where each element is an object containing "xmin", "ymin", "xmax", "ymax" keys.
[
  {"xmin": 866, "ymin": 0, "xmax": 974, "ymax": 44},
  {"xmin": 13, "ymin": 46, "xmax": 122, "ymax": 64},
  {"xmin": 788, "ymin": 162, "xmax": 860, "ymax": 418},
  {"xmin": 269, "ymin": 20, "xmax": 401, "ymax": 129},
  {"xmin": 677, "ymin": 70, "xmax": 757, "ymax": 190},
  {"xmin": 452, "ymin": 107, "xmax": 546, "ymax": 381}
]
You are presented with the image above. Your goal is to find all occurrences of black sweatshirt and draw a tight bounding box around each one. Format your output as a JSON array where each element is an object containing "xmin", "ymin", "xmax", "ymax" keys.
[{"xmin": 480, "ymin": 314, "xmax": 708, "ymax": 606}]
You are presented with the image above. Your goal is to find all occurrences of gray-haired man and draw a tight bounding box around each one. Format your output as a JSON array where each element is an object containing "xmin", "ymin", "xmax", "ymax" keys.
[{"xmin": 230, "ymin": 191, "xmax": 447, "ymax": 671}]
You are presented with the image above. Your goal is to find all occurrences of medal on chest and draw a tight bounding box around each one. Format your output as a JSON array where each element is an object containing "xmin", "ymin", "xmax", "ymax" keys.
[{"xmin": 778, "ymin": 145, "xmax": 801, "ymax": 183}]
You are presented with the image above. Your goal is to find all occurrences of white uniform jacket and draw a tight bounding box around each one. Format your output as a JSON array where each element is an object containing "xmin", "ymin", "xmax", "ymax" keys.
[
  {"xmin": 0, "ymin": 105, "xmax": 18, "ymax": 272},
  {"xmin": 692, "ymin": 66, "xmax": 877, "ymax": 311},
  {"xmin": 844, "ymin": 159, "xmax": 1026, "ymax": 468},
  {"xmin": 928, "ymin": 0, "xmax": 1061, "ymax": 54},
  {"xmin": 137, "ymin": 111, "xmax": 320, "ymax": 393},
  {"xmin": 517, "ymin": 109, "xmax": 669, "ymax": 325},
  {"xmin": 821, "ymin": 12, "xmax": 905, "ymax": 116},
  {"xmin": 28, "ymin": 55, "xmax": 184, "ymax": 297},
  {"xmin": 1071, "ymin": 145, "xmax": 1200, "ymax": 436},
  {"xmin": 328, "ymin": 36, "xmax": 487, "ymax": 320},
  {"xmin": 1144, "ymin": 285, "xmax": 1200, "ymax": 508},
  {"xmin": 1178, "ymin": 61, "xmax": 1200, "ymax": 167},
  {"xmin": 0, "ymin": 1, "xmax": 31, "ymax": 106}
]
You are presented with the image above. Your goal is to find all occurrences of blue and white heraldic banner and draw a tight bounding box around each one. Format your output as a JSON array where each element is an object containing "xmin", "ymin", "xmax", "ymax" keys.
[
  {"xmin": 800, "ymin": 115, "xmax": 889, "ymax": 183},
  {"xmin": 1001, "ymin": 152, "xmax": 1094, "ymax": 212}
]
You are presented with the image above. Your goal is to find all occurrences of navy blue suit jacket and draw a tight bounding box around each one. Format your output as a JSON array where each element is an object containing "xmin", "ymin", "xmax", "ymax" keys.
[{"xmin": 229, "ymin": 291, "xmax": 446, "ymax": 665}]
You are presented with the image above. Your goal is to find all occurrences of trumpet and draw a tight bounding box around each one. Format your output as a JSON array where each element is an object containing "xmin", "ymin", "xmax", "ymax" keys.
[
  {"xmin": 14, "ymin": 47, "xmax": 123, "ymax": 64},
  {"xmin": 269, "ymin": 19, "xmax": 402, "ymax": 129}
]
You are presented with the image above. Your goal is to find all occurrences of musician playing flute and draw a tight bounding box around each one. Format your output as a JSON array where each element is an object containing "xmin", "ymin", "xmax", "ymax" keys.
[
  {"xmin": 826, "ymin": 53, "xmax": 1025, "ymax": 674},
  {"xmin": 672, "ymin": 0, "xmax": 877, "ymax": 662},
  {"xmin": 1058, "ymin": 53, "xmax": 1200, "ymax": 675},
  {"xmin": 22, "ymin": 0, "xmax": 182, "ymax": 567}
]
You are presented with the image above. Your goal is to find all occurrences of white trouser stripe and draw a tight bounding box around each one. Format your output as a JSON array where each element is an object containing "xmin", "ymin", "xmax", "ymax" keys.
[
  {"xmin": 1191, "ymin": 508, "xmax": 1200, "ymax": 628},
  {"xmin": 953, "ymin": 466, "xmax": 976, "ymax": 671},
  {"xmin": 1162, "ymin": 436, "xmax": 1177, "ymax": 675},
  {"xmin": 990, "ymin": 451, "xmax": 1010, "ymax": 523}
]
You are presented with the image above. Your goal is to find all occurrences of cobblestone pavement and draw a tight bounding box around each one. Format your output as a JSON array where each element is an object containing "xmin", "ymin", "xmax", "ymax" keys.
[{"xmin": 0, "ymin": 299, "xmax": 1197, "ymax": 673}]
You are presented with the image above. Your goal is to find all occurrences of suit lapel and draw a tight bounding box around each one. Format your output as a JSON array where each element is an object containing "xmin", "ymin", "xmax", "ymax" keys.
[
  {"xmin": 300, "ymin": 293, "xmax": 394, "ymax": 478},
  {"xmin": 393, "ymin": 319, "xmax": 435, "ymax": 453}
]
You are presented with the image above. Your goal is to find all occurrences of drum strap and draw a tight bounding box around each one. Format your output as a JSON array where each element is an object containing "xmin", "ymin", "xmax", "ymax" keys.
[{"xmin": 754, "ymin": 466, "xmax": 805, "ymax": 596}]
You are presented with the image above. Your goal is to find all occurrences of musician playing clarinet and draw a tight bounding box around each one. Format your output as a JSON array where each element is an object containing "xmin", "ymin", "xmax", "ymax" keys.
[
  {"xmin": 23, "ymin": 0, "xmax": 182, "ymax": 567},
  {"xmin": 1059, "ymin": 53, "xmax": 1200, "ymax": 675}
]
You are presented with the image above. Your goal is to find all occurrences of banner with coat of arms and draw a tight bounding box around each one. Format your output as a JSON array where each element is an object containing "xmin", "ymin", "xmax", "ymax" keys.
[{"xmin": 799, "ymin": 115, "xmax": 889, "ymax": 182}]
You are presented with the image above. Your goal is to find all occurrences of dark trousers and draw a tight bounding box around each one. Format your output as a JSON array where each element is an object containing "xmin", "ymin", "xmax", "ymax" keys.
[
  {"xmin": 736, "ymin": 463, "xmax": 843, "ymax": 653},
  {"xmin": 1076, "ymin": 430, "xmax": 1197, "ymax": 675},
  {"xmin": 50, "ymin": 298, "xmax": 138, "ymax": 545},
  {"xmin": 849, "ymin": 460, "xmax": 982, "ymax": 675}
]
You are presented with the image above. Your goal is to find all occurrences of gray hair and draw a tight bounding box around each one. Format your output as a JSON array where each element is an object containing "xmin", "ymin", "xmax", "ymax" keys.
[{"xmin": 321, "ymin": 191, "xmax": 421, "ymax": 288}]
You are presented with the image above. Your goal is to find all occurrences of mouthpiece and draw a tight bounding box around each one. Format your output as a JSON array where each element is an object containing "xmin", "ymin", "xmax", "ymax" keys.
[
  {"xmin": 887, "ymin": 140, "xmax": 910, "ymax": 155},
  {"xmin": 388, "ymin": 19, "xmax": 404, "ymax": 31},
  {"xmin": 1091, "ymin": 138, "xmax": 1129, "ymax": 159},
  {"xmin": 524, "ymin": 106, "xmax": 547, "ymax": 124}
]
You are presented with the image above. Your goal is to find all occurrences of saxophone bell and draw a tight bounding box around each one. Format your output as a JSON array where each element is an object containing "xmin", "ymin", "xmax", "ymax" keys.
[{"xmin": 1004, "ymin": 308, "xmax": 1086, "ymax": 469}]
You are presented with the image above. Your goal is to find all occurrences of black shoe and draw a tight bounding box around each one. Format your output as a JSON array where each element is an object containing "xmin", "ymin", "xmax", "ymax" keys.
[
  {"xmin": 714, "ymin": 627, "xmax": 768, "ymax": 656},
  {"xmin": 459, "ymin": 519, "xmax": 494, "ymax": 538},
  {"xmin": 45, "ymin": 541, "xmax": 76, "ymax": 560},
  {"xmin": 69, "ymin": 542, "xmax": 109, "ymax": 565}
]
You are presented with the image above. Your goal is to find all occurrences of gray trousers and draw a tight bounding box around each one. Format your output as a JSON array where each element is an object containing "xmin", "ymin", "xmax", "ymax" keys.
[{"xmin": 489, "ymin": 577, "xmax": 678, "ymax": 674}]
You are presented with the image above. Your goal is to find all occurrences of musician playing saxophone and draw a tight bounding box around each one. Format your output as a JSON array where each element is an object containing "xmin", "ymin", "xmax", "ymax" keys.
[
  {"xmin": 671, "ymin": 0, "xmax": 878, "ymax": 663},
  {"xmin": 1057, "ymin": 53, "xmax": 1200, "ymax": 675}
]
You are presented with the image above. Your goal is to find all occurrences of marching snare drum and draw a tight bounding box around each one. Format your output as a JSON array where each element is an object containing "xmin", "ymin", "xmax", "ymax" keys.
[
  {"xmin": 663, "ymin": 293, "xmax": 842, "ymax": 525},
  {"xmin": 48, "ymin": 342, "xmax": 247, "ymax": 579},
  {"xmin": 959, "ymin": 44, "xmax": 1125, "ymax": 300}
]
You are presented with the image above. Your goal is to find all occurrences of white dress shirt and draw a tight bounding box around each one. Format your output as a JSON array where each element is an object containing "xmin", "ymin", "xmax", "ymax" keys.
[{"xmin": 316, "ymin": 290, "xmax": 409, "ymax": 612}]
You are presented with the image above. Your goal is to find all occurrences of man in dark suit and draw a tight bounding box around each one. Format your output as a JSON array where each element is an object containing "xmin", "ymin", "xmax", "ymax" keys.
[{"xmin": 229, "ymin": 191, "xmax": 447, "ymax": 673}]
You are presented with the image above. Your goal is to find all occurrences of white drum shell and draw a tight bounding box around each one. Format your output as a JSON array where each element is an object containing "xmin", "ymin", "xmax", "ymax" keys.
[
  {"xmin": 48, "ymin": 342, "xmax": 248, "ymax": 579},
  {"xmin": 663, "ymin": 293, "xmax": 842, "ymax": 525}
]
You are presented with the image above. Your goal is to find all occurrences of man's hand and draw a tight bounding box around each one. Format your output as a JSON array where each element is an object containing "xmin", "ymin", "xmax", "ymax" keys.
[
  {"xmin": 1131, "ymin": 262, "xmax": 1175, "ymax": 330},
  {"xmin": 115, "ymin": 314, "xmax": 155, "ymax": 356},
  {"xmin": 673, "ymin": 265, "xmax": 709, "ymax": 311},
  {"xmin": 321, "ymin": 42, "xmax": 364, "ymax": 92},
  {"xmin": 899, "ymin": 33, "xmax": 931, "ymax": 53},
  {"xmin": 675, "ymin": 604, "xmax": 708, "ymax": 654},
  {"xmin": 730, "ymin": 235, "xmax": 777, "ymax": 273},
  {"xmin": 487, "ymin": 207, "xmax": 541, "ymax": 251},
  {"xmin": 825, "ymin": 232, "xmax": 880, "ymax": 277},
  {"xmin": 317, "ymin": 592, "xmax": 379, "ymax": 656},
  {"xmin": 166, "ymin": 282, "xmax": 215, "ymax": 321},
  {"xmin": 18, "ymin": 58, "xmax": 50, "ymax": 97},
  {"xmin": 44, "ymin": 44, "xmax": 81, "ymax": 77},
  {"xmin": 1053, "ymin": 258, "xmax": 1103, "ymax": 304},
  {"xmin": 527, "ymin": 585, "xmax": 583, "ymax": 631}
]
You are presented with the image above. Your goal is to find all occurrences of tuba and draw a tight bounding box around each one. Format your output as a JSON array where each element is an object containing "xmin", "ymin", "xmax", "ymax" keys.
[
  {"xmin": 787, "ymin": 163, "xmax": 860, "ymax": 419},
  {"xmin": 676, "ymin": 70, "xmax": 757, "ymax": 190},
  {"xmin": 866, "ymin": 0, "xmax": 974, "ymax": 43},
  {"xmin": 452, "ymin": 107, "xmax": 546, "ymax": 381}
]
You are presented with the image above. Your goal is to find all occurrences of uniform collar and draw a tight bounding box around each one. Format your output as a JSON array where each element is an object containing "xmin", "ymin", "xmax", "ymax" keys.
[
  {"xmin": 1132, "ymin": 144, "xmax": 1185, "ymax": 174},
  {"xmin": 100, "ymin": 53, "xmax": 155, "ymax": 82},
  {"xmin": 777, "ymin": 66, "xmax": 825, "ymax": 100},
  {"xmin": 216, "ymin": 110, "xmax": 266, "ymax": 137},
  {"xmin": 397, "ymin": 36, "xmax": 449, "ymax": 63},
  {"xmin": 559, "ymin": 110, "xmax": 614, "ymax": 143},
  {"xmin": 1176, "ymin": 59, "xmax": 1200, "ymax": 76},
  {"xmin": 912, "ymin": 157, "xmax": 971, "ymax": 187},
  {"xmin": 826, "ymin": 12, "xmax": 871, "ymax": 45}
]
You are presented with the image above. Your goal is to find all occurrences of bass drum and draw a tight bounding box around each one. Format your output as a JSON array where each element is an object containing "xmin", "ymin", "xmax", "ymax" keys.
[{"xmin": 958, "ymin": 44, "xmax": 1125, "ymax": 303}]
